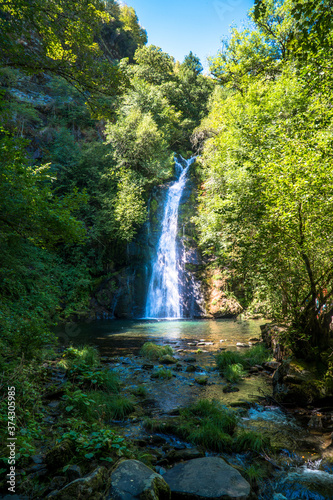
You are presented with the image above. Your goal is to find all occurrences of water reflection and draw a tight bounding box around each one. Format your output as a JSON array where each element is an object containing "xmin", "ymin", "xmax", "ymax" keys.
[{"xmin": 56, "ymin": 318, "xmax": 265, "ymax": 355}]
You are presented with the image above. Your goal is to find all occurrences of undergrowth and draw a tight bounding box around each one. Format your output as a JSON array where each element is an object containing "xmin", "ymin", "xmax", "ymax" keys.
[
  {"xmin": 216, "ymin": 344, "xmax": 272, "ymax": 377},
  {"xmin": 143, "ymin": 399, "xmax": 271, "ymax": 454}
]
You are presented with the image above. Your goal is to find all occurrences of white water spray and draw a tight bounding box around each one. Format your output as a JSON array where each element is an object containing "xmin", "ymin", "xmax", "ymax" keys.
[{"xmin": 145, "ymin": 157, "xmax": 196, "ymax": 319}]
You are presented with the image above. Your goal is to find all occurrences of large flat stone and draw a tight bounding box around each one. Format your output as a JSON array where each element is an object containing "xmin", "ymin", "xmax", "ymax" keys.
[
  {"xmin": 163, "ymin": 457, "xmax": 250, "ymax": 500},
  {"xmin": 108, "ymin": 459, "xmax": 171, "ymax": 500}
]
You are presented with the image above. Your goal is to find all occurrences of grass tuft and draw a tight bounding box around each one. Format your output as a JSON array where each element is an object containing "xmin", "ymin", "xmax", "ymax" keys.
[
  {"xmin": 189, "ymin": 424, "xmax": 234, "ymax": 452},
  {"xmin": 234, "ymin": 430, "xmax": 271, "ymax": 453},
  {"xmin": 224, "ymin": 363, "xmax": 246, "ymax": 383},
  {"xmin": 181, "ymin": 399, "xmax": 238, "ymax": 434},
  {"xmin": 216, "ymin": 344, "xmax": 272, "ymax": 377},
  {"xmin": 131, "ymin": 385, "xmax": 148, "ymax": 397},
  {"xmin": 151, "ymin": 367, "xmax": 173, "ymax": 379},
  {"xmin": 89, "ymin": 392, "xmax": 135, "ymax": 421},
  {"xmin": 216, "ymin": 351, "xmax": 245, "ymax": 371},
  {"xmin": 140, "ymin": 342, "xmax": 173, "ymax": 360},
  {"xmin": 243, "ymin": 343, "xmax": 272, "ymax": 366}
]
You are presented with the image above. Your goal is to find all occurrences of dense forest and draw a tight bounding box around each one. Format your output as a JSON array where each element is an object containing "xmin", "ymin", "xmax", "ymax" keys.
[
  {"xmin": 1, "ymin": 0, "xmax": 333, "ymax": 498},
  {"xmin": 0, "ymin": 0, "xmax": 213, "ymax": 356}
]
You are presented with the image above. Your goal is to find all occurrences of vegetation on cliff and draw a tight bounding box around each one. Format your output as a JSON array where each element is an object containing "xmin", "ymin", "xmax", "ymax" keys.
[
  {"xmin": 193, "ymin": 0, "xmax": 333, "ymax": 359},
  {"xmin": 0, "ymin": 0, "xmax": 213, "ymax": 353}
]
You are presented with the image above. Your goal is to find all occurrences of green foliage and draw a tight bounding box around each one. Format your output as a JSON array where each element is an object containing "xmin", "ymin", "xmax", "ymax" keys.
[
  {"xmin": 216, "ymin": 346, "xmax": 271, "ymax": 379},
  {"xmin": 60, "ymin": 345, "xmax": 100, "ymax": 367},
  {"xmin": 242, "ymin": 463, "xmax": 268, "ymax": 486},
  {"xmin": 140, "ymin": 342, "xmax": 174, "ymax": 360},
  {"xmin": 196, "ymin": 2, "xmax": 333, "ymax": 355},
  {"xmin": 189, "ymin": 424, "xmax": 233, "ymax": 452},
  {"xmin": 59, "ymin": 346, "xmax": 120, "ymax": 392},
  {"xmin": 59, "ymin": 426, "xmax": 128, "ymax": 461},
  {"xmin": 244, "ymin": 344, "xmax": 271, "ymax": 366},
  {"xmin": 216, "ymin": 351, "xmax": 245, "ymax": 371},
  {"xmin": 143, "ymin": 400, "xmax": 237, "ymax": 453},
  {"xmin": 151, "ymin": 367, "xmax": 173, "ymax": 380},
  {"xmin": 85, "ymin": 392, "xmax": 135, "ymax": 421},
  {"xmin": 0, "ymin": 0, "xmax": 125, "ymax": 105},
  {"xmin": 224, "ymin": 363, "xmax": 246, "ymax": 383},
  {"xmin": 180, "ymin": 399, "xmax": 238, "ymax": 435},
  {"xmin": 133, "ymin": 45, "xmax": 175, "ymax": 85},
  {"xmin": 234, "ymin": 430, "xmax": 271, "ymax": 453},
  {"xmin": 0, "ymin": 131, "xmax": 89, "ymax": 354},
  {"xmin": 182, "ymin": 51, "xmax": 203, "ymax": 75}
]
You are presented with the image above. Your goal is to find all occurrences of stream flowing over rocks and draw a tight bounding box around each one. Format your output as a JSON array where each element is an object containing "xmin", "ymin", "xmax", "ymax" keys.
[{"xmin": 50, "ymin": 318, "xmax": 333, "ymax": 500}]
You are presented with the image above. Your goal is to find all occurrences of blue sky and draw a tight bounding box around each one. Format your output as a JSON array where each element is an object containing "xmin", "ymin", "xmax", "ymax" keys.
[{"xmin": 123, "ymin": 0, "xmax": 254, "ymax": 71}]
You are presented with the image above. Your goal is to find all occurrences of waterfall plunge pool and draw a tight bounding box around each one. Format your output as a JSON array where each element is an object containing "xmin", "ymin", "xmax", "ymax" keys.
[{"xmin": 56, "ymin": 317, "xmax": 265, "ymax": 358}]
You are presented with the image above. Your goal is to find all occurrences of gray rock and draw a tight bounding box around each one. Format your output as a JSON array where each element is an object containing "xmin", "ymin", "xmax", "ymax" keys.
[
  {"xmin": 108, "ymin": 459, "xmax": 171, "ymax": 500},
  {"xmin": 163, "ymin": 457, "xmax": 251, "ymax": 499},
  {"xmin": 166, "ymin": 448, "xmax": 204, "ymax": 463}
]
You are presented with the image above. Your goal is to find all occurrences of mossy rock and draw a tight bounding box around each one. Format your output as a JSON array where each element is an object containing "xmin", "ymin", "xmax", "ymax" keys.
[
  {"xmin": 159, "ymin": 354, "xmax": 177, "ymax": 365},
  {"xmin": 45, "ymin": 439, "xmax": 75, "ymax": 471},
  {"xmin": 47, "ymin": 466, "xmax": 109, "ymax": 499},
  {"xmin": 109, "ymin": 459, "xmax": 170, "ymax": 500}
]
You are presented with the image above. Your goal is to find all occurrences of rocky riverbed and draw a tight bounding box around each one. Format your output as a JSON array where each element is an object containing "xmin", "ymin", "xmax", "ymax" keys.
[{"xmin": 3, "ymin": 323, "xmax": 333, "ymax": 500}]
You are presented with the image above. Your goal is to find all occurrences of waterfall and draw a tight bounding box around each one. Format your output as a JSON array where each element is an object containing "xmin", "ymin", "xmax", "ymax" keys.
[{"xmin": 145, "ymin": 156, "xmax": 196, "ymax": 319}]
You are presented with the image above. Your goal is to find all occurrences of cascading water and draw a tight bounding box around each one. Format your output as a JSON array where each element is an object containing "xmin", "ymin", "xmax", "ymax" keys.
[{"xmin": 145, "ymin": 156, "xmax": 196, "ymax": 319}]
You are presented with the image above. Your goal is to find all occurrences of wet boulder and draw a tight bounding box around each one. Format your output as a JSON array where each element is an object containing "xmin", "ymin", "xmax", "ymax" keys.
[
  {"xmin": 163, "ymin": 457, "xmax": 251, "ymax": 499},
  {"xmin": 277, "ymin": 469, "xmax": 333, "ymax": 500},
  {"xmin": 108, "ymin": 459, "xmax": 171, "ymax": 500}
]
